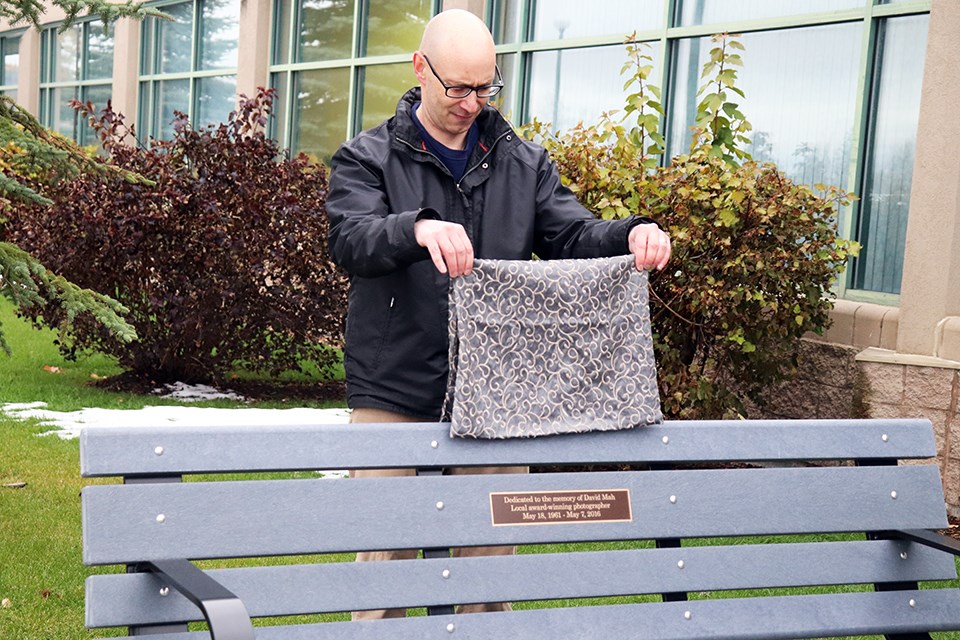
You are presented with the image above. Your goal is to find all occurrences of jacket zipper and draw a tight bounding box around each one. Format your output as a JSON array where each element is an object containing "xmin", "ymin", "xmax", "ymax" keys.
[
  {"xmin": 455, "ymin": 129, "xmax": 511, "ymax": 190},
  {"xmin": 396, "ymin": 129, "xmax": 512, "ymax": 191},
  {"xmin": 396, "ymin": 130, "xmax": 513, "ymax": 243}
]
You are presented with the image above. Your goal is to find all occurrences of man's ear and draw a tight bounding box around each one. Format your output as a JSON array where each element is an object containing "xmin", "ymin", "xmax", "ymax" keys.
[{"xmin": 412, "ymin": 51, "xmax": 427, "ymax": 84}]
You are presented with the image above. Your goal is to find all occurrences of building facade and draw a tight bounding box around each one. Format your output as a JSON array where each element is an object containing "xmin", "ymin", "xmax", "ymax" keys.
[{"xmin": 2, "ymin": 0, "xmax": 958, "ymax": 513}]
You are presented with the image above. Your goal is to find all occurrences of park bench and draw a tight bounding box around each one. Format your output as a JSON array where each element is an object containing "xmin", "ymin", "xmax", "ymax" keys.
[{"xmin": 80, "ymin": 418, "xmax": 960, "ymax": 639}]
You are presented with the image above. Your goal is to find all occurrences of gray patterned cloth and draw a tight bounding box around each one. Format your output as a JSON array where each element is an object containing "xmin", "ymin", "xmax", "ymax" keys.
[{"xmin": 444, "ymin": 255, "xmax": 662, "ymax": 439}]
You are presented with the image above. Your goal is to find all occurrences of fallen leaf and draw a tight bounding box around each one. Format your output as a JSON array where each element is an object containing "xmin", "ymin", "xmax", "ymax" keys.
[
  {"xmin": 40, "ymin": 590, "xmax": 51, "ymax": 600},
  {"xmin": 1, "ymin": 598, "xmax": 11, "ymax": 608},
  {"xmin": 2, "ymin": 482, "xmax": 27, "ymax": 489},
  {"xmin": 89, "ymin": 373, "xmax": 106, "ymax": 380},
  {"xmin": 42, "ymin": 365, "xmax": 62, "ymax": 374}
]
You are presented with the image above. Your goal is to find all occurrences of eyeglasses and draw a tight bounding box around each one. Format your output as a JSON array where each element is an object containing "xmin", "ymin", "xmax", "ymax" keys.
[{"xmin": 422, "ymin": 54, "xmax": 504, "ymax": 99}]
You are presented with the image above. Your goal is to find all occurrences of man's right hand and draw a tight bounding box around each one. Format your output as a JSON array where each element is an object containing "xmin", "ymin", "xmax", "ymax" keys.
[{"xmin": 414, "ymin": 219, "xmax": 475, "ymax": 277}]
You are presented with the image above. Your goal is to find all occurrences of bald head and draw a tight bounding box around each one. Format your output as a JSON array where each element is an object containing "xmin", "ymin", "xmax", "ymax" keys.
[
  {"xmin": 412, "ymin": 10, "xmax": 499, "ymax": 150},
  {"xmin": 419, "ymin": 9, "xmax": 495, "ymax": 62}
]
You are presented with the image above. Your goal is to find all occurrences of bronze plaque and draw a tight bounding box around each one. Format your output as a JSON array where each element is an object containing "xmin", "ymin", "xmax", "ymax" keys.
[{"xmin": 490, "ymin": 489, "xmax": 632, "ymax": 526}]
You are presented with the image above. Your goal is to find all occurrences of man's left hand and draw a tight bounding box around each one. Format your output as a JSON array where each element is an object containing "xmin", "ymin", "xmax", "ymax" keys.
[{"xmin": 628, "ymin": 223, "xmax": 671, "ymax": 271}]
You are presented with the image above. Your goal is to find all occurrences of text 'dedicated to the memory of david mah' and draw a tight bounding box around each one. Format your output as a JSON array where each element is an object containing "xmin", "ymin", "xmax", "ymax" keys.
[{"xmin": 490, "ymin": 489, "xmax": 632, "ymax": 526}]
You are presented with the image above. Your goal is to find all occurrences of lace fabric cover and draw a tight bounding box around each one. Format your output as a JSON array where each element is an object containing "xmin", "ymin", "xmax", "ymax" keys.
[{"xmin": 445, "ymin": 255, "xmax": 662, "ymax": 439}]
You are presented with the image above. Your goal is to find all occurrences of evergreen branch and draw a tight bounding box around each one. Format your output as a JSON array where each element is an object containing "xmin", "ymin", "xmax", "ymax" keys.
[
  {"xmin": 0, "ymin": 95, "xmax": 154, "ymax": 204},
  {"xmin": 0, "ymin": 1, "xmax": 168, "ymax": 30},
  {"xmin": 0, "ymin": 241, "xmax": 138, "ymax": 354},
  {"xmin": 0, "ymin": 170, "xmax": 51, "ymax": 205}
]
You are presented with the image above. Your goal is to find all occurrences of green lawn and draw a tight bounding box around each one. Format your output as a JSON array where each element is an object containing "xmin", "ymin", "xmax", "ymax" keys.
[
  {"xmin": 2, "ymin": 299, "xmax": 959, "ymax": 639},
  {"xmin": 0, "ymin": 299, "xmax": 346, "ymax": 638}
]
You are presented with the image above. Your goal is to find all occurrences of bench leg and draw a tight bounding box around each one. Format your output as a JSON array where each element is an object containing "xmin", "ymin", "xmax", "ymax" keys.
[
  {"xmin": 124, "ymin": 476, "xmax": 191, "ymax": 636},
  {"xmin": 655, "ymin": 538, "xmax": 688, "ymax": 602},
  {"xmin": 424, "ymin": 547, "xmax": 456, "ymax": 616},
  {"xmin": 866, "ymin": 529, "xmax": 933, "ymax": 640},
  {"xmin": 649, "ymin": 464, "xmax": 688, "ymax": 603}
]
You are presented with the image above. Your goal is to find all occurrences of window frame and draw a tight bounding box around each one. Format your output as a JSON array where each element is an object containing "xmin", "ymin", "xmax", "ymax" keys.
[
  {"xmin": 37, "ymin": 19, "xmax": 114, "ymax": 145},
  {"xmin": 138, "ymin": 0, "xmax": 241, "ymax": 139},
  {"xmin": 487, "ymin": 0, "xmax": 933, "ymax": 303},
  {"xmin": 0, "ymin": 30, "xmax": 24, "ymax": 98},
  {"xmin": 268, "ymin": 0, "xmax": 442, "ymax": 160}
]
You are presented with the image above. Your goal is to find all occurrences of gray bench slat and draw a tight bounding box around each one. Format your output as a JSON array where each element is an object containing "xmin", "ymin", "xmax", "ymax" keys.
[
  {"xmin": 85, "ymin": 540, "xmax": 958, "ymax": 627},
  {"xmin": 82, "ymin": 465, "xmax": 948, "ymax": 565},
  {"xmin": 79, "ymin": 419, "xmax": 935, "ymax": 477},
  {"xmin": 93, "ymin": 589, "xmax": 960, "ymax": 640}
]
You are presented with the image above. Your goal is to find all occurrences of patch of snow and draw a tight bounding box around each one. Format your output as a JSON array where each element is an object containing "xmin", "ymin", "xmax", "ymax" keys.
[{"xmin": 152, "ymin": 382, "xmax": 247, "ymax": 402}]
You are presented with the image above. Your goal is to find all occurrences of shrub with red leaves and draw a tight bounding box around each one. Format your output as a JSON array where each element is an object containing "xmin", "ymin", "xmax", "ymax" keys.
[{"xmin": 6, "ymin": 88, "xmax": 348, "ymax": 384}]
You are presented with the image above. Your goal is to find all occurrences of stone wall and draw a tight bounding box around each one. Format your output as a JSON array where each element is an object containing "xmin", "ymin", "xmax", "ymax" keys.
[
  {"xmin": 755, "ymin": 338, "xmax": 960, "ymax": 518},
  {"xmin": 749, "ymin": 339, "xmax": 866, "ymax": 421},
  {"xmin": 859, "ymin": 357, "xmax": 960, "ymax": 518}
]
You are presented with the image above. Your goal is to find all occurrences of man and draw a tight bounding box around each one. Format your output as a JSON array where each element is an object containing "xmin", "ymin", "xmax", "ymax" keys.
[{"xmin": 326, "ymin": 9, "xmax": 671, "ymax": 619}]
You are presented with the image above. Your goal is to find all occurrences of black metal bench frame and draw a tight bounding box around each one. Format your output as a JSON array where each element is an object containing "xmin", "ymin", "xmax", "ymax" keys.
[{"xmin": 80, "ymin": 418, "xmax": 960, "ymax": 639}]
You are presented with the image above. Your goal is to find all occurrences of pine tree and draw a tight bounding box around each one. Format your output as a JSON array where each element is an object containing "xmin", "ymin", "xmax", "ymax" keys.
[{"xmin": 0, "ymin": 1, "xmax": 163, "ymax": 352}]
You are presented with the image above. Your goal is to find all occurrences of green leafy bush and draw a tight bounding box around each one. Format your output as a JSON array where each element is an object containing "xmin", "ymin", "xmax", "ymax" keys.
[
  {"xmin": 6, "ymin": 89, "xmax": 348, "ymax": 383},
  {"xmin": 526, "ymin": 35, "xmax": 858, "ymax": 419}
]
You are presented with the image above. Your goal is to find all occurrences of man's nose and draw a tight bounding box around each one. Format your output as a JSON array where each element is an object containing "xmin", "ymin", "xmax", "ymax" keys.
[{"xmin": 460, "ymin": 93, "xmax": 486, "ymax": 113}]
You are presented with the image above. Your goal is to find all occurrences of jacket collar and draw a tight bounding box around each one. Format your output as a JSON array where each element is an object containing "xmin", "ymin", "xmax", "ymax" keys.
[{"xmin": 392, "ymin": 87, "xmax": 514, "ymax": 153}]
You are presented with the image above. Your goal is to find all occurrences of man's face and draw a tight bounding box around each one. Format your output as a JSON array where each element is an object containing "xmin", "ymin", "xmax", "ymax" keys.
[{"xmin": 415, "ymin": 52, "xmax": 497, "ymax": 146}]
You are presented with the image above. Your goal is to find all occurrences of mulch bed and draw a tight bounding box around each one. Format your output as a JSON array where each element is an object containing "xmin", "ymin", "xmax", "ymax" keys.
[
  {"xmin": 943, "ymin": 517, "xmax": 960, "ymax": 541},
  {"xmin": 93, "ymin": 371, "xmax": 346, "ymax": 404}
]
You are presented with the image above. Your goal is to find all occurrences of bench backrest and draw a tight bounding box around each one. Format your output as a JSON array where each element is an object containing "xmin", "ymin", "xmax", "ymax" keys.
[{"xmin": 80, "ymin": 419, "xmax": 958, "ymax": 636}]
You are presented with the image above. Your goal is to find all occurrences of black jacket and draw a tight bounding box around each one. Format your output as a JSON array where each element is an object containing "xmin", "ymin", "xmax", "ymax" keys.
[{"xmin": 327, "ymin": 88, "xmax": 644, "ymax": 419}]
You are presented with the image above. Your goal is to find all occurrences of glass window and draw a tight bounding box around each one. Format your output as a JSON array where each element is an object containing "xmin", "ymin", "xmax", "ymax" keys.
[
  {"xmin": 360, "ymin": 62, "xmax": 417, "ymax": 130},
  {"xmin": 491, "ymin": 0, "xmax": 929, "ymax": 299},
  {"xmin": 291, "ymin": 67, "xmax": 350, "ymax": 164},
  {"xmin": 199, "ymin": 0, "xmax": 240, "ymax": 70},
  {"xmin": 365, "ymin": 1, "xmax": 431, "ymax": 56},
  {"xmin": 490, "ymin": 0, "xmax": 523, "ymax": 45},
  {"xmin": 143, "ymin": 78, "xmax": 191, "ymax": 139},
  {"xmin": 196, "ymin": 75, "xmax": 238, "ymax": 124},
  {"xmin": 297, "ymin": 0, "xmax": 355, "ymax": 63},
  {"xmin": 493, "ymin": 0, "xmax": 663, "ymax": 42},
  {"xmin": 271, "ymin": 0, "xmax": 438, "ymax": 164},
  {"xmin": 39, "ymin": 21, "xmax": 114, "ymax": 143},
  {"xmin": 156, "ymin": 2, "xmax": 194, "ymax": 75},
  {"xmin": 526, "ymin": 42, "xmax": 662, "ymax": 133},
  {"xmin": 668, "ymin": 23, "xmax": 862, "ymax": 190},
  {"xmin": 678, "ymin": 0, "xmax": 865, "ymax": 26},
  {"xmin": 86, "ymin": 25, "xmax": 114, "ymax": 80},
  {"xmin": 529, "ymin": 0, "xmax": 663, "ymax": 41},
  {"xmin": 494, "ymin": 52, "xmax": 519, "ymax": 124},
  {"xmin": 0, "ymin": 33, "xmax": 20, "ymax": 99},
  {"xmin": 140, "ymin": 0, "xmax": 241, "ymax": 138},
  {"xmin": 55, "ymin": 24, "xmax": 83, "ymax": 82},
  {"xmin": 269, "ymin": 71, "xmax": 290, "ymax": 143},
  {"xmin": 81, "ymin": 84, "xmax": 112, "ymax": 145},
  {"xmin": 851, "ymin": 14, "xmax": 929, "ymax": 294}
]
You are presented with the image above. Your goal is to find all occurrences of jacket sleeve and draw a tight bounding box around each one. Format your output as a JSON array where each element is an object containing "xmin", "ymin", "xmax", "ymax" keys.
[
  {"xmin": 326, "ymin": 138, "xmax": 433, "ymax": 279},
  {"xmin": 531, "ymin": 152, "xmax": 651, "ymax": 260}
]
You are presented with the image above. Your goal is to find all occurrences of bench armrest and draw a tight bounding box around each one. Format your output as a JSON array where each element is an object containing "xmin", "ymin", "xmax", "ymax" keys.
[
  {"xmin": 148, "ymin": 559, "xmax": 255, "ymax": 640},
  {"xmin": 894, "ymin": 529, "xmax": 960, "ymax": 557}
]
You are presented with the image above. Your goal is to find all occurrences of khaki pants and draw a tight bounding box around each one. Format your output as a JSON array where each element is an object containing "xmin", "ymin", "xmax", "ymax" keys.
[{"xmin": 349, "ymin": 407, "xmax": 527, "ymax": 619}]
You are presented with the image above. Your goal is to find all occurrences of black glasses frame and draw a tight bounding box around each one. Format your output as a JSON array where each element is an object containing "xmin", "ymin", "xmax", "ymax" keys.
[{"xmin": 422, "ymin": 54, "xmax": 503, "ymax": 99}]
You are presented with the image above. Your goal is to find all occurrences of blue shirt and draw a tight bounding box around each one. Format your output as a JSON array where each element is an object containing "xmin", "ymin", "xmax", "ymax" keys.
[{"xmin": 411, "ymin": 101, "xmax": 479, "ymax": 183}]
